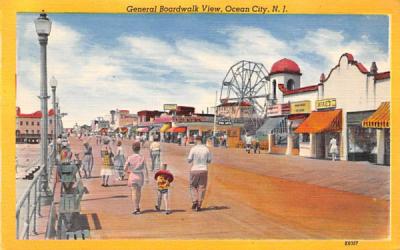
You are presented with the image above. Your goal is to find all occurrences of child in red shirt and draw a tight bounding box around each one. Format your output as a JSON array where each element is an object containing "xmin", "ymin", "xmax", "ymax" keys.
[{"xmin": 154, "ymin": 163, "xmax": 174, "ymax": 215}]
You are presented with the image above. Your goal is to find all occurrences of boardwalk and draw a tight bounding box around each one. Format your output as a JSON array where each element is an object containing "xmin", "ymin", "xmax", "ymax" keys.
[{"xmin": 50, "ymin": 136, "xmax": 389, "ymax": 239}]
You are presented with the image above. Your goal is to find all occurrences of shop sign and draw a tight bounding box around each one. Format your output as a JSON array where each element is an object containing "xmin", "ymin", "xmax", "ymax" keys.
[
  {"xmin": 290, "ymin": 101, "xmax": 311, "ymax": 114},
  {"xmin": 163, "ymin": 104, "xmax": 177, "ymax": 111},
  {"xmin": 316, "ymin": 98, "xmax": 336, "ymax": 110},
  {"xmin": 218, "ymin": 118, "xmax": 233, "ymax": 125},
  {"xmin": 267, "ymin": 103, "xmax": 290, "ymax": 117},
  {"xmin": 174, "ymin": 116, "xmax": 208, "ymax": 123}
]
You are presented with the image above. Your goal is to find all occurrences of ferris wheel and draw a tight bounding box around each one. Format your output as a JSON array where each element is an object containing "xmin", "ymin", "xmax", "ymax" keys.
[{"xmin": 220, "ymin": 60, "xmax": 271, "ymax": 123}]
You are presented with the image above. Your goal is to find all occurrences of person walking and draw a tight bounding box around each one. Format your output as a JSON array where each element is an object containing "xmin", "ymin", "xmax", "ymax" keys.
[
  {"xmin": 124, "ymin": 141, "xmax": 149, "ymax": 215},
  {"xmin": 329, "ymin": 137, "xmax": 338, "ymax": 161},
  {"xmin": 244, "ymin": 132, "xmax": 252, "ymax": 154},
  {"xmin": 223, "ymin": 133, "xmax": 228, "ymax": 148},
  {"xmin": 113, "ymin": 140, "xmax": 126, "ymax": 180},
  {"xmin": 100, "ymin": 138, "xmax": 113, "ymax": 187},
  {"xmin": 177, "ymin": 133, "xmax": 182, "ymax": 146},
  {"xmin": 82, "ymin": 142, "xmax": 94, "ymax": 178},
  {"xmin": 149, "ymin": 137, "xmax": 161, "ymax": 171},
  {"xmin": 187, "ymin": 136, "xmax": 212, "ymax": 211},
  {"xmin": 154, "ymin": 163, "xmax": 174, "ymax": 215},
  {"xmin": 253, "ymin": 137, "xmax": 261, "ymax": 154}
]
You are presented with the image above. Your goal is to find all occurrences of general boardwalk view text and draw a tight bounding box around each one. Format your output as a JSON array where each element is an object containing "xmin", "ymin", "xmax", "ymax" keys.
[{"xmin": 126, "ymin": 5, "xmax": 288, "ymax": 14}]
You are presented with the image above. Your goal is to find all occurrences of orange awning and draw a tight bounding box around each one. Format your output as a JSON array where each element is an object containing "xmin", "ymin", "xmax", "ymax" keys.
[
  {"xmin": 295, "ymin": 109, "xmax": 342, "ymax": 134},
  {"xmin": 168, "ymin": 127, "xmax": 187, "ymax": 133},
  {"xmin": 362, "ymin": 102, "xmax": 390, "ymax": 128}
]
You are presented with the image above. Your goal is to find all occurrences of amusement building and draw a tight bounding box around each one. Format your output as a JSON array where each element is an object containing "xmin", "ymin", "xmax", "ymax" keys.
[{"xmin": 60, "ymin": 53, "xmax": 391, "ymax": 166}]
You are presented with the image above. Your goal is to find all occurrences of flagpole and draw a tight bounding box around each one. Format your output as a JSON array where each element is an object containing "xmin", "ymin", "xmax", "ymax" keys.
[{"xmin": 213, "ymin": 91, "xmax": 217, "ymax": 137}]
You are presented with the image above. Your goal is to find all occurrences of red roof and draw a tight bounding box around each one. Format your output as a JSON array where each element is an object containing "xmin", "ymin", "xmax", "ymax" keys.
[
  {"xmin": 343, "ymin": 53, "xmax": 354, "ymax": 62},
  {"xmin": 137, "ymin": 110, "xmax": 163, "ymax": 116},
  {"xmin": 341, "ymin": 53, "xmax": 368, "ymax": 74},
  {"xmin": 278, "ymin": 84, "xmax": 318, "ymax": 96},
  {"xmin": 270, "ymin": 58, "xmax": 301, "ymax": 75},
  {"xmin": 322, "ymin": 53, "xmax": 372, "ymax": 83},
  {"xmin": 355, "ymin": 62, "xmax": 368, "ymax": 74},
  {"xmin": 375, "ymin": 71, "xmax": 390, "ymax": 81},
  {"xmin": 16, "ymin": 107, "xmax": 55, "ymax": 118}
]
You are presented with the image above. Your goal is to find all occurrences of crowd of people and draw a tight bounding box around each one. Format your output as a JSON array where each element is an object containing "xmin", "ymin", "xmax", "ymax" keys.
[{"xmin": 55, "ymin": 132, "xmax": 213, "ymax": 216}]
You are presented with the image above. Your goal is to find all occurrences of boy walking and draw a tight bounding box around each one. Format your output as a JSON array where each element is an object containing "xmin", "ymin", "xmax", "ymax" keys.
[{"xmin": 154, "ymin": 163, "xmax": 174, "ymax": 215}]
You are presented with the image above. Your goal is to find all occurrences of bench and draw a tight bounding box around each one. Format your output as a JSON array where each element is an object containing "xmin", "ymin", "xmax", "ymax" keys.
[
  {"xmin": 60, "ymin": 164, "xmax": 78, "ymax": 183},
  {"xmin": 66, "ymin": 230, "xmax": 90, "ymax": 240}
]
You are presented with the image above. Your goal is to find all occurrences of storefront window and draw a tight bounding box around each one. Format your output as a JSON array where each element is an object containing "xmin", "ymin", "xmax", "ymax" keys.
[
  {"xmin": 274, "ymin": 134, "xmax": 287, "ymax": 145},
  {"xmin": 347, "ymin": 125, "xmax": 376, "ymax": 154},
  {"xmin": 301, "ymin": 133, "xmax": 310, "ymax": 143},
  {"xmin": 189, "ymin": 130, "xmax": 199, "ymax": 136}
]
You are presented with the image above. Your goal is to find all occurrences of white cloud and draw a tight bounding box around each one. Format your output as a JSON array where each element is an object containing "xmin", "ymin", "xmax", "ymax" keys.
[
  {"xmin": 16, "ymin": 18, "xmax": 389, "ymax": 127},
  {"xmin": 293, "ymin": 28, "xmax": 389, "ymax": 73}
]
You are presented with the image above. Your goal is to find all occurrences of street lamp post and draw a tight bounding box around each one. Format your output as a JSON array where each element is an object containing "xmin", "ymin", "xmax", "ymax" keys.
[
  {"xmin": 56, "ymin": 97, "xmax": 60, "ymax": 138},
  {"xmin": 50, "ymin": 76, "xmax": 57, "ymax": 163},
  {"xmin": 35, "ymin": 12, "xmax": 52, "ymax": 193}
]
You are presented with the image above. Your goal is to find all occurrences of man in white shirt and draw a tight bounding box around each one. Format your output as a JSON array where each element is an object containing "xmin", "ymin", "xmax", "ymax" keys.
[{"xmin": 187, "ymin": 136, "xmax": 212, "ymax": 211}]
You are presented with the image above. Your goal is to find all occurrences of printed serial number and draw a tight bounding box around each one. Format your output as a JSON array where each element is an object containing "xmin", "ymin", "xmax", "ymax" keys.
[{"xmin": 345, "ymin": 241, "xmax": 359, "ymax": 246}]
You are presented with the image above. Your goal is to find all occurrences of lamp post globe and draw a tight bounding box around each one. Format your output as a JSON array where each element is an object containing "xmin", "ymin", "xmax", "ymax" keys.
[
  {"xmin": 35, "ymin": 13, "xmax": 52, "ymax": 36},
  {"xmin": 35, "ymin": 12, "xmax": 52, "ymax": 197}
]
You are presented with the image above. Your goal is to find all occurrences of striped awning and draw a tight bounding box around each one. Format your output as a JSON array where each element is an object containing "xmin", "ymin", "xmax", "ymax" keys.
[
  {"xmin": 295, "ymin": 109, "xmax": 342, "ymax": 134},
  {"xmin": 362, "ymin": 102, "xmax": 390, "ymax": 128},
  {"xmin": 160, "ymin": 124, "xmax": 171, "ymax": 133}
]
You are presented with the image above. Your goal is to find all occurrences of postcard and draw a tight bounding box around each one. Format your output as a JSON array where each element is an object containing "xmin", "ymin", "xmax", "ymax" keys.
[{"xmin": 1, "ymin": 0, "xmax": 400, "ymax": 249}]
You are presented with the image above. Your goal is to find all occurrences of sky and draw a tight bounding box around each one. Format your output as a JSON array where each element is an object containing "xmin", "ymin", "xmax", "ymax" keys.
[{"xmin": 16, "ymin": 14, "xmax": 389, "ymax": 127}]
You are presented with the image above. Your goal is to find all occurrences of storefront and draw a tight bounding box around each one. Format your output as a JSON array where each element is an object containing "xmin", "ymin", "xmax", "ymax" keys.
[
  {"xmin": 177, "ymin": 122, "xmax": 242, "ymax": 147},
  {"xmin": 286, "ymin": 101, "xmax": 311, "ymax": 155},
  {"xmin": 263, "ymin": 103, "xmax": 289, "ymax": 153},
  {"xmin": 159, "ymin": 123, "xmax": 171, "ymax": 142},
  {"xmin": 149, "ymin": 124, "xmax": 162, "ymax": 141},
  {"xmin": 362, "ymin": 102, "xmax": 390, "ymax": 165},
  {"xmin": 295, "ymin": 109, "xmax": 342, "ymax": 159},
  {"xmin": 166, "ymin": 126, "xmax": 187, "ymax": 143},
  {"xmin": 346, "ymin": 111, "xmax": 376, "ymax": 162}
]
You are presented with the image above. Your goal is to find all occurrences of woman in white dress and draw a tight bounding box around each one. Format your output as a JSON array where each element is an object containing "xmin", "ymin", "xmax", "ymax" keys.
[{"xmin": 329, "ymin": 137, "xmax": 338, "ymax": 161}]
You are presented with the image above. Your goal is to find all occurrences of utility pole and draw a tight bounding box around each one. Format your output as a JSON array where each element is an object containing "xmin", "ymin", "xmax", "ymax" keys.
[{"xmin": 213, "ymin": 91, "xmax": 218, "ymax": 145}]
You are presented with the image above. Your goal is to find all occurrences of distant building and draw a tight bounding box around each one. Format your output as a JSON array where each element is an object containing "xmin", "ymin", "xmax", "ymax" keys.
[
  {"xmin": 137, "ymin": 110, "xmax": 164, "ymax": 123},
  {"xmin": 16, "ymin": 107, "xmax": 56, "ymax": 143},
  {"xmin": 16, "ymin": 107, "xmax": 55, "ymax": 135},
  {"xmin": 115, "ymin": 109, "xmax": 138, "ymax": 127},
  {"xmin": 92, "ymin": 117, "xmax": 110, "ymax": 133},
  {"xmin": 216, "ymin": 101, "xmax": 254, "ymax": 119},
  {"xmin": 170, "ymin": 106, "xmax": 195, "ymax": 116}
]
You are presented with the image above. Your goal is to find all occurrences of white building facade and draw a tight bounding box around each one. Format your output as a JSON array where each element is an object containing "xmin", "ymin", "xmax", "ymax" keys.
[{"xmin": 263, "ymin": 53, "xmax": 390, "ymax": 165}]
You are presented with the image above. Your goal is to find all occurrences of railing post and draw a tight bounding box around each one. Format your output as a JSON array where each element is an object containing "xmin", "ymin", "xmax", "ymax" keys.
[
  {"xmin": 25, "ymin": 191, "xmax": 30, "ymax": 239},
  {"xmin": 32, "ymin": 181, "xmax": 38, "ymax": 235},
  {"xmin": 16, "ymin": 210, "xmax": 20, "ymax": 239},
  {"xmin": 38, "ymin": 171, "xmax": 43, "ymax": 216}
]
